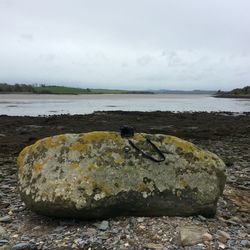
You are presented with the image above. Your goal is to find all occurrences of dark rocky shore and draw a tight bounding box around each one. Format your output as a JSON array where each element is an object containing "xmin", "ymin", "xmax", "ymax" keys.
[{"xmin": 0, "ymin": 111, "xmax": 249, "ymax": 249}]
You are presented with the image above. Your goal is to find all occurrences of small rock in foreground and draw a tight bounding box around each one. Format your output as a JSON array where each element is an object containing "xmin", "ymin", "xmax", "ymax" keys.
[
  {"xmin": 98, "ymin": 220, "xmax": 109, "ymax": 231},
  {"xmin": 0, "ymin": 226, "xmax": 7, "ymax": 239},
  {"xmin": 144, "ymin": 243, "xmax": 164, "ymax": 249},
  {"xmin": 0, "ymin": 245, "xmax": 10, "ymax": 250},
  {"xmin": 178, "ymin": 226, "xmax": 208, "ymax": 246},
  {"xmin": 0, "ymin": 216, "xmax": 11, "ymax": 223},
  {"xmin": 202, "ymin": 232, "xmax": 213, "ymax": 242},
  {"xmin": 11, "ymin": 242, "xmax": 36, "ymax": 250},
  {"xmin": 217, "ymin": 230, "xmax": 231, "ymax": 244}
]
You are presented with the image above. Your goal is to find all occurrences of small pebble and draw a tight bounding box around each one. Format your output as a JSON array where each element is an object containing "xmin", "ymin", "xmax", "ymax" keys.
[
  {"xmin": 198, "ymin": 215, "xmax": 207, "ymax": 221},
  {"xmin": 137, "ymin": 217, "xmax": 145, "ymax": 223},
  {"xmin": 0, "ymin": 226, "xmax": 7, "ymax": 238},
  {"xmin": 0, "ymin": 216, "xmax": 11, "ymax": 223},
  {"xmin": 12, "ymin": 242, "xmax": 37, "ymax": 250},
  {"xmin": 230, "ymin": 216, "xmax": 242, "ymax": 224},
  {"xmin": 217, "ymin": 230, "xmax": 230, "ymax": 243},
  {"xmin": 0, "ymin": 240, "xmax": 9, "ymax": 245},
  {"xmin": 202, "ymin": 232, "xmax": 213, "ymax": 242},
  {"xmin": 218, "ymin": 242, "xmax": 226, "ymax": 249},
  {"xmin": 144, "ymin": 242, "xmax": 164, "ymax": 249},
  {"xmin": 0, "ymin": 245, "xmax": 11, "ymax": 250},
  {"xmin": 241, "ymin": 240, "xmax": 250, "ymax": 247},
  {"xmin": 53, "ymin": 226, "xmax": 66, "ymax": 233},
  {"xmin": 98, "ymin": 221, "xmax": 109, "ymax": 231}
]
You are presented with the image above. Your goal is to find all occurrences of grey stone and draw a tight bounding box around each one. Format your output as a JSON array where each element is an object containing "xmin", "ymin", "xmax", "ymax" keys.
[
  {"xmin": 137, "ymin": 217, "xmax": 145, "ymax": 223},
  {"xmin": 82, "ymin": 228, "xmax": 97, "ymax": 236},
  {"xmin": 0, "ymin": 226, "xmax": 7, "ymax": 239},
  {"xmin": 240, "ymin": 240, "xmax": 250, "ymax": 247},
  {"xmin": 189, "ymin": 246, "xmax": 204, "ymax": 250},
  {"xmin": 11, "ymin": 243, "xmax": 36, "ymax": 250},
  {"xmin": 0, "ymin": 245, "xmax": 11, "ymax": 250},
  {"xmin": 53, "ymin": 226, "xmax": 66, "ymax": 233},
  {"xmin": 17, "ymin": 132, "xmax": 226, "ymax": 219},
  {"xmin": 0, "ymin": 216, "xmax": 11, "ymax": 223},
  {"xmin": 144, "ymin": 243, "xmax": 164, "ymax": 249},
  {"xmin": 178, "ymin": 226, "xmax": 208, "ymax": 246},
  {"xmin": 217, "ymin": 230, "xmax": 230, "ymax": 243},
  {"xmin": 98, "ymin": 221, "xmax": 109, "ymax": 231},
  {"xmin": 197, "ymin": 215, "xmax": 207, "ymax": 221},
  {"xmin": 0, "ymin": 240, "xmax": 9, "ymax": 245}
]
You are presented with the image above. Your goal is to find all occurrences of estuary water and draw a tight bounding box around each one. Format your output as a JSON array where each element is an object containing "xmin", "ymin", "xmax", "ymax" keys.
[{"xmin": 0, "ymin": 94, "xmax": 249, "ymax": 116}]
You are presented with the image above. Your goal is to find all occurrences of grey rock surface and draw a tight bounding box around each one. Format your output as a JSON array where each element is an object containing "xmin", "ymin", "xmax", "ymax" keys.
[{"xmin": 17, "ymin": 131, "xmax": 226, "ymax": 219}]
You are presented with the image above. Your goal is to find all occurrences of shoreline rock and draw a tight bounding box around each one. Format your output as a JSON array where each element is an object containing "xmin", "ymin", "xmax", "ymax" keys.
[{"xmin": 17, "ymin": 131, "xmax": 226, "ymax": 219}]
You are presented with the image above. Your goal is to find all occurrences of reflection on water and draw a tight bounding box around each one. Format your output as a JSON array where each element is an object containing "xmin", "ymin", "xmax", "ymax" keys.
[{"xmin": 0, "ymin": 94, "xmax": 249, "ymax": 116}]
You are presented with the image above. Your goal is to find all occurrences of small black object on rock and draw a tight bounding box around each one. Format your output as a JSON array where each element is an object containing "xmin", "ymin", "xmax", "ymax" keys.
[{"xmin": 120, "ymin": 125, "xmax": 135, "ymax": 138}]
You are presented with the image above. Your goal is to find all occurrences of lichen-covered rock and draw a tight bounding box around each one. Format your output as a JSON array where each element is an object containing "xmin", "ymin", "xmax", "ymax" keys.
[{"xmin": 17, "ymin": 132, "xmax": 226, "ymax": 219}]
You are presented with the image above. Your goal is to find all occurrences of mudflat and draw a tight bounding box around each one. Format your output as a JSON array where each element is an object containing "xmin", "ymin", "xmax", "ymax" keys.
[{"xmin": 0, "ymin": 111, "xmax": 249, "ymax": 249}]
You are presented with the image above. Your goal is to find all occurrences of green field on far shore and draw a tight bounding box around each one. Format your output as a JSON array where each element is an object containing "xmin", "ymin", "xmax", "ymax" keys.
[
  {"xmin": 33, "ymin": 86, "xmax": 130, "ymax": 94},
  {"xmin": 0, "ymin": 83, "xmax": 151, "ymax": 94}
]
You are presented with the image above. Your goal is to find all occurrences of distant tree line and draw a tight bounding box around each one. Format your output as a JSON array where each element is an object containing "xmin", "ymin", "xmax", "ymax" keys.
[
  {"xmin": 0, "ymin": 83, "xmax": 155, "ymax": 95},
  {"xmin": 216, "ymin": 86, "xmax": 250, "ymax": 95},
  {"xmin": 230, "ymin": 86, "xmax": 250, "ymax": 95},
  {"xmin": 0, "ymin": 83, "xmax": 35, "ymax": 93},
  {"xmin": 215, "ymin": 85, "xmax": 250, "ymax": 98}
]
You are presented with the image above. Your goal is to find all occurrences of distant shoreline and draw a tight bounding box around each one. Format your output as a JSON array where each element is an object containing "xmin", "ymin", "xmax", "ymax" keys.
[
  {"xmin": 0, "ymin": 83, "xmax": 216, "ymax": 95},
  {"xmin": 0, "ymin": 92, "xmax": 154, "ymax": 95},
  {"xmin": 213, "ymin": 86, "xmax": 250, "ymax": 99},
  {"xmin": 213, "ymin": 94, "xmax": 250, "ymax": 99},
  {"xmin": 0, "ymin": 92, "xmax": 214, "ymax": 95}
]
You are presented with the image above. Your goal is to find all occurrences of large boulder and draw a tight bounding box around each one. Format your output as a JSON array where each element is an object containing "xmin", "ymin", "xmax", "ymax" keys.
[{"xmin": 17, "ymin": 132, "xmax": 226, "ymax": 219}]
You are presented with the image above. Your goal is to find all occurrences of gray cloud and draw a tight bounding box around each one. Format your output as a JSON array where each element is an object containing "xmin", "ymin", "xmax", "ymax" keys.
[
  {"xmin": 20, "ymin": 33, "xmax": 34, "ymax": 41},
  {"xmin": 137, "ymin": 55, "xmax": 154, "ymax": 66},
  {"xmin": 0, "ymin": 0, "xmax": 250, "ymax": 90}
]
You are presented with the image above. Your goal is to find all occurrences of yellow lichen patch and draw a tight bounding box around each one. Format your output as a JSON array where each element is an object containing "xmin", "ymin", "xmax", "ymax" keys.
[
  {"xmin": 42, "ymin": 137, "xmax": 60, "ymax": 149},
  {"xmin": 87, "ymin": 163, "xmax": 98, "ymax": 171},
  {"xmin": 17, "ymin": 146, "xmax": 31, "ymax": 172},
  {"xmin": 91, "ymin": 180, "xmax": 112, "ymax": 196},
  {"xmin": 179, "ymin": 178, "xmax": 189, "ymax": 189},
  {"xmin": 133, "ymin": 133, "xmax": 145, "ymax": 142},
  {"xmin": 70, "ymin": 142, "xmax": 89, "ymax": 153},
  {"xmin": 80, "ymin": 131, "xmax": 123, "ymax": 145},
  {"xmin": 164, "ymin": 136, "xmax": 210, "ymax": 161},
  {"xmin": 31, "ymin": 140, "xmax": 43, "ymax": 152},
  {"xmin": 57, "ymin": 134, "xmax": 67, "ymax": 142},
  {"xmin": 107, "ymin": 151, "xmax": 112, "ymax": 158},
  {"xmin": 33, "ymin": 161, "xmax": 43, "ymax": 173},
  {"xmin": 114, "ymin": 157, "xmax": 125, "ymax": 165},
  {"xmin": 176, "ymin": 190, "xmax": 182, "ymax": 197},
  {"xmin": 96, "ymin": 156, "xmax": 101, "ymax": 162},
  {"xmin": 136, "ymin": 182, "xmax": 151, "ymax": 193},
  {"xmin": 167, "ymin": 136, "xmax": 197, "ymax": 153},
  {"xmin": 70, "ymin": 162, "xmax": 79, "ymax": 169},
  {"xmin": 82, "ymin": 176, "xmax": 90, "ymax": 182}
]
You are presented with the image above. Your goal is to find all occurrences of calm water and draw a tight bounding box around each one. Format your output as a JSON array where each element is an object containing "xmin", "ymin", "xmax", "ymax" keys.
[{"xmin": 0, "ymin": 94, "xmax": 249, "ymax": 116}]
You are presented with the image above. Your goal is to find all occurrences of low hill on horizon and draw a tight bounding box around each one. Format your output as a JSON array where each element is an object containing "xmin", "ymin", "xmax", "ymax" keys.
[{"xmin": 214, "ymin": 86, "xmax": 250, "ymax": 98}]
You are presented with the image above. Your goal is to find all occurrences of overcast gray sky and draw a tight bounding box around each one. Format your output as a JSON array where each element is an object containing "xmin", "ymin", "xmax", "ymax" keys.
[{"xmin": 0, "ymin": 0, "xmax": 249, "ymax": 90}]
